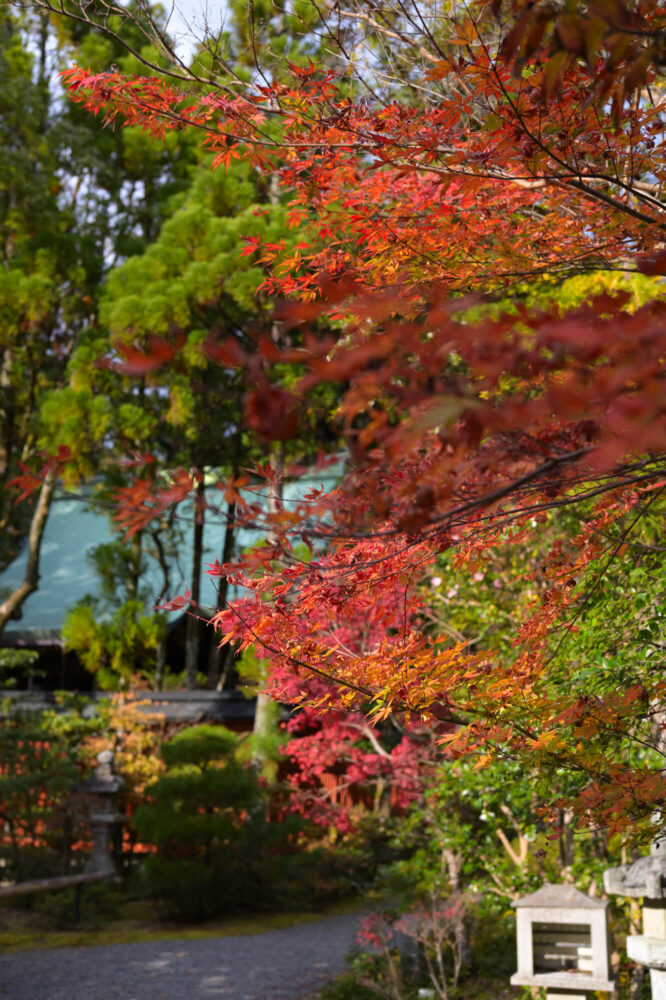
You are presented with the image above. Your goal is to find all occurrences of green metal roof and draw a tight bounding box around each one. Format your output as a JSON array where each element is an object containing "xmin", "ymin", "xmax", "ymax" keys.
[
  {"xmin": 0, "ymin": 466, "xmax": 340, "ymax": 642},
  {"xmin": 1, "ymin": 496, "xmax": 114, "ymax": 641}
]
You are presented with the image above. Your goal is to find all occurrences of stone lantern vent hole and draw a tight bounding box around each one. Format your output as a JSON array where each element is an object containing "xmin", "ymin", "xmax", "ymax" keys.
[{"xmin": 533, "ymin": 922, "xmax": 593, "ymax": 975}]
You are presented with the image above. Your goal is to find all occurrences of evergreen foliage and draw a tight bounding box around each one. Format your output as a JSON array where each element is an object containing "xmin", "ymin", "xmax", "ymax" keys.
[
  {"xmin": 133, "ymin": 724, "xmax": 265, "ymax": 919},
  {"xmin": 0, "ymin": 709, "xmax": 82, "ymax": 881},
  {"xmin": 0, "ymin": 3, "xmax": 194, "ymax": 634}
]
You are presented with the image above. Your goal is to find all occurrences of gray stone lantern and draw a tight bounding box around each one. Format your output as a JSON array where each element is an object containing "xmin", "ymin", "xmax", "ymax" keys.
[
  {"xmin": 510, "ymin": 883, "xmax": 615, "ymax": 999},
  {"xmin": 604, "ymin": 832, "xmax": 666, "ymax": 999},
  {"xmin": 82, "ymin": 750, "xmax": 125, "ymax": 878}
]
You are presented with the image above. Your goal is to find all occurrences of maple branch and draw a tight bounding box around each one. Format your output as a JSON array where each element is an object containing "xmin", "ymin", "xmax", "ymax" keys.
[
  {"xmin": 311, "ymin": 446, "xmax": 594, "ymax": 550},
  {"xmin": 426, "ymin": 447, "xmax": 595, "ymax": 527},
  {"xmin": 467, "ymin": 17, "xmax": 666, "ymax": 232},
  {"xmin": 309, "ymin": 460, "xmax": 664, "ymax": 559},
  {"xmin": 454, "ymin": 464, "xmax": 666, "ymax": 530},
  {"xmin": 223, "ymin": 598, "xmax": 472, "ymax": 726},
  {"xmin": 562, "ymin": 177, "xmax": 666, "ymax": 230},
  {"xmin": 344, "ymin": 721, "xmax": 392, "ymax": 758},
  {"xmin": 335, "ymin": 8, "xmax": 440, "ymax": 64},
  {"xmin": 225, "ymin": 601, "xmax": 377, "ymax": 702}
]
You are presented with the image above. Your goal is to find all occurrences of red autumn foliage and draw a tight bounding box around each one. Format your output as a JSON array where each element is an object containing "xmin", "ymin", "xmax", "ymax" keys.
[{"xmin": 58, "ymin": 1, "xmax": 666, "ymax": 836}]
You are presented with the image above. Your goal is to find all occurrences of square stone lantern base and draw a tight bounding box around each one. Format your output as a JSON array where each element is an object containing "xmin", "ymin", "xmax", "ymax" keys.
[
  {"xmin": 626, "ymin": 936, "xmax": 666, "ymax": 1000},
  {"xmin": 649, "ymin": 970, "xmax": 666, "ymax": 1000},
  {"xmin": 511, "ymin": 971, "xmax": 615, "ymax": 994},
  {"xmin": 546, "ymin": 992, "xmax": 593, "ymax": 1000},
  {"xmin": 603, "ymin": 829, "xmax": 666, "ymax": 1000}
]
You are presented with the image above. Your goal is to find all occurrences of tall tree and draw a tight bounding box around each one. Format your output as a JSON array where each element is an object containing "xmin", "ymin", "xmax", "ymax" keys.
[
  {"xmin": 0, "ymin": 3, "xmax": 195, "ymax": 638},
  {"xmin": 0, "ymin": 10, "xmax": 96, "ymax": 632}
]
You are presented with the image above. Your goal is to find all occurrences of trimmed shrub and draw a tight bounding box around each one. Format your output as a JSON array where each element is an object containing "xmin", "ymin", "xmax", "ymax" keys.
[{"xmin": 134, "ymin": 724, "xmax": 265, "ymax": 919}]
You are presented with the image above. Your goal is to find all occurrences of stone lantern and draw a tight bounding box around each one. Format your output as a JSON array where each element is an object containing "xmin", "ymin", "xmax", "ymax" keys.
[
  {"xmin": 510, "ymin": 883, "xmax": 615, "ymax": 1000},
  {"xmin": 82, "ymin": 750, "xmax": 125, "ymax": 878},
  {"xmin": 604, "ymin": 832, "xmax": 666, "ymax": 999}
]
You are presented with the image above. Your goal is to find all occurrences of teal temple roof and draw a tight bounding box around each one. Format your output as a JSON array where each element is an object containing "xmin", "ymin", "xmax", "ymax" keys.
[{"xmin": 0, "ymin": 467, "xmax": 341, "ymax": 644}]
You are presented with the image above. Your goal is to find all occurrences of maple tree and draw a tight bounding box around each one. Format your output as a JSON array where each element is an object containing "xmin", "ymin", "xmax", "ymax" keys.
[
  {"xmin": 265, "ymin": 585, "xmax": 440, "ymax": 834},
  {"xmin": 27, "ymin": 0, "xmax": 666, "ymax": 838}
]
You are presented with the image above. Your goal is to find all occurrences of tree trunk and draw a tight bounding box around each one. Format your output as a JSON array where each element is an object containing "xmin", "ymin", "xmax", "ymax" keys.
[
  {"xmin": 252, "ymin": 689, "xmax": 275, "ymax": 758},
  {"xmin": 150, "ymin": 518, "xmax": 174, "ymax": 691},
  {"xmin": 251, "ymin": 450, "xmax": 282, "ymax": 770},
  {"xmin": 558, "ymin": 807, "xmax": 575, "ymax": 879},
  {"xmin": 154, "ymin": 637, "xmax": 166, "ymax": 691},
  {"xmin": 184, "ymin": 476, "xmax": 205, "ymax": 689},
  {"xmin": 442, "ymin": 848, "xmax": 472, "ymax": 972},
  {"xmin": 207, "ymin": 497, "xmax": 236, "ymax": 689},
  {"xmin": 127, "ymin": 530, "xmax": 142, "ymax": 601},
  {"xmin": 0, "ymin": 466, "xmax": 57, "ymax": 636}
]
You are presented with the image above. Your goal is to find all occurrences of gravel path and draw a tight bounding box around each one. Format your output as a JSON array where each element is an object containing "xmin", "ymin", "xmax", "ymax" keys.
[{"xmin": 0, "ymin": 913, "xmax": 361, "ymax": 1000}]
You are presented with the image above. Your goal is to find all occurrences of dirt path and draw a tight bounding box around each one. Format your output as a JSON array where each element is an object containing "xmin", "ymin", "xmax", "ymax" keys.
[{"xmin": 0, "ymin": 912, "xmax": 360, "ymax": 1000}]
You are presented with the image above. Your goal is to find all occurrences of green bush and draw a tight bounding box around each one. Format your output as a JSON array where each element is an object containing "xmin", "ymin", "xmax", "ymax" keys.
[
  {"xmin": 319, "ymin": 971, "xmax": 382, "ymax": 1000},
  {"xmin": 32, "ymin": 880, "xmax": 123, "ymax": 930},
  {"xmin": 134, "ymin": 724, "xmax": 266, "ymax": 920}
]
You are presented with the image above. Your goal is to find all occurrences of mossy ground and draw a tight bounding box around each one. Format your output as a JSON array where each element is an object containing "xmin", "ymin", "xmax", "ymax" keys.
[{"xmin": 0, "ymin": 896, "xmax": 361, "ymax": 953}]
